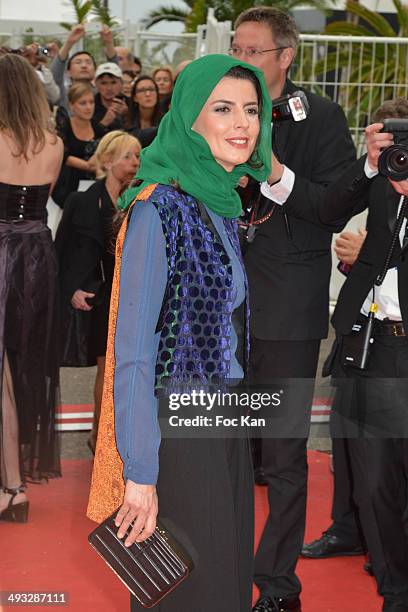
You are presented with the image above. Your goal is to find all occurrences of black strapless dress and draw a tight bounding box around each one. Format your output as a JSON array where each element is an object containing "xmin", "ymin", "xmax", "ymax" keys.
[{"xmin": 0, "ymin": 182, "xmax": 61, "ymax": 481}]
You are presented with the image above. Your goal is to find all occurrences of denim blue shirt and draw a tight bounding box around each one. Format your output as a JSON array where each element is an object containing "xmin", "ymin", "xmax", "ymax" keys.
[{"xmin": 114, "ymin": 201, "xmax": 245, "ymax": 485}]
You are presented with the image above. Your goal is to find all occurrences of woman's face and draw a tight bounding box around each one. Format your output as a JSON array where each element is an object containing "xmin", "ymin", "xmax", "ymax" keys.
[
  {"xmin": 122, "ymin": 73, "xmax": 134, "ymax": 98},
  {"xmin": 70, "ymin": 92, "xmax": 95, "ymax": 121},
  {"xmin": 107, "ymin": 144, "xmax": 140, "ymax": 186},
  {"xmin": 133, "ymin": 79, "xmax": 158, "ymax": 110},
  {"xmin": 154, "ymin": 70, "xmax": 173, "ymax": 96},
  {"xmin": 192, "ymin": 76, "xmax": 260, "ymax": 172}
]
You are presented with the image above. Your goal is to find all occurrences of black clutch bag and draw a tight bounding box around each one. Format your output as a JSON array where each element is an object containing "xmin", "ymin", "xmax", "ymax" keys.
[{"xmin": 88, "ymin": 510, "xmax": 194, "ymax": 608}]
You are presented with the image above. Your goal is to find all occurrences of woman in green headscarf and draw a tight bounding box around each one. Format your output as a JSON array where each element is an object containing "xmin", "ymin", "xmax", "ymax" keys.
[{"xmin": 88, "ymin": 54, "xmax": 271, "ymax": 611}]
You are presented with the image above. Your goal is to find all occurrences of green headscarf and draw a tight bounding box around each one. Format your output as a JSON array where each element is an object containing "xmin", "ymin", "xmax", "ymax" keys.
[{"xmin": 118, "ymin": 54, "xmax": 272, "ymax": 218}]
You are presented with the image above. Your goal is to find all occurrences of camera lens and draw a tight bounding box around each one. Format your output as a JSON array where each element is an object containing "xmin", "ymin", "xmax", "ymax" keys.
[
  {"xmin": 389, "ymin": 149, "xmax": 408, "ymax": 169},
  {"xmin": 378, "ymin": 145, "xmax": 408, "ymax": 181}
]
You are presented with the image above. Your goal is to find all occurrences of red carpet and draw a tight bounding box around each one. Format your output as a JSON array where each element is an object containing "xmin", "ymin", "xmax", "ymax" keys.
[{"xmin": 0, "ymin": 451, "xmax": 381, "ymax": 611}]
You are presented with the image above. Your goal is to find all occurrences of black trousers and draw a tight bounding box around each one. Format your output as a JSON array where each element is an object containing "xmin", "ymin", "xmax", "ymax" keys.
[
  {"xmin": 326, "ymin": 437, "xmax": 364, "ymax": 545},
  {"xmin": 130, "ymin": 437, "xmax": 253, "ymax": 612},
  {"xmin": 331, "ymin": 333, "xmax": 408, "ymax": 609},
  {"xmin": 250, "ymin": 337, "xmax": 320, "ymax": 599}
]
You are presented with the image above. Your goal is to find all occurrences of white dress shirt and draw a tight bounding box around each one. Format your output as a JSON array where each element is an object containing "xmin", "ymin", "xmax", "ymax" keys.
[{"xmin": 361, "ymin": 160, "xmax": 406, "ymax": 320}]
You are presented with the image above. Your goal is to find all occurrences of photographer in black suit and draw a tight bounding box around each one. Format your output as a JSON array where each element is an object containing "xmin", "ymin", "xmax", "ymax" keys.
[
  {"xmin": 232, "ymin": 8, "xmax": 356, "ymax": 612},
  {"xmin": 303, "ymin": 100, "xmax": 408, "ymax": 568},
  {"xmin": 283, "ymin": 114, "xmax": 408, "ymax": 611}
]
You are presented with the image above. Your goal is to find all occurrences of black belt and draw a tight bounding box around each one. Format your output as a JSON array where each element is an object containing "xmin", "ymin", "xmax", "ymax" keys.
[{"xmin": 373, "ymin": 319, "xmax": 405, "ymax": 337}]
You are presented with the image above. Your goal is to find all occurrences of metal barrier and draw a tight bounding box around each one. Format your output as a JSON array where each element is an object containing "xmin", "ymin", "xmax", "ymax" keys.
[
  {"xmin": 4, "ymin": 16, "xmax": 408, "ymax": 147},
  {"xmin": 293, "ymin": 34, "xmax": 408, "ymax": 153}
]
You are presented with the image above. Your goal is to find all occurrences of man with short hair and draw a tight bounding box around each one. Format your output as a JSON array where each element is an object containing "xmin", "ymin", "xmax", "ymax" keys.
[
  {"xmin": 113, "ymin": 46, "xmax": 136, "ymax": 72},
  {"xmin": 94, "ymin": 62, "xmax": 127, "ymax": 130},
  {"xmin": 50, "ymin": 23, "xmax": 118, "ymax": 113},
  {"xmin": 232, "ymin": 7, "xmax": 356, "ymax": 612}
]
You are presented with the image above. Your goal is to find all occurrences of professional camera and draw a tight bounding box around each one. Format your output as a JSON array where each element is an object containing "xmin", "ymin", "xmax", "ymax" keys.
[
  {"xmin": 272, "ymin": 90, "xmax": 309, "ymax": 123},
  {"xmin": 378, "ymin": 118, "xmax": 408, "ymax": 181}
]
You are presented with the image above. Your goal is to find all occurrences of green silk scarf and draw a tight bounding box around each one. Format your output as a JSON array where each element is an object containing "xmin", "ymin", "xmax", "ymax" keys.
[{"xmin": 118, "ymin": 54, "xmax": 272, "ymax": 218}]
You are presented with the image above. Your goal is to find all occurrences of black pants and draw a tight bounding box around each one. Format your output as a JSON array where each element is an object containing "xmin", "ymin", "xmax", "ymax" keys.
[
  {"xmin": 325, "ymin": 437, "xmax": 364, "ymax": 545},
  {"xmin": 251, "ymin": 337, "xmax": 320, "ymax": 599},
  {"xmin": 331, "ymin": 333, "xmax": 408, "ymax": 609},
  {"xmin": 130, "ymin": 437, "xmax": 253, "ymax": 612}
]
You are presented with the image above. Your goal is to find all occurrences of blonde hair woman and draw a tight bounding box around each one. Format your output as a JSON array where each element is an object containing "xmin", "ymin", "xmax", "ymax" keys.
[
  {"xmin": 56, "ymin": 131, "xmax": 141, "ymax": 453},
  {"xmin": 0, "ymin": 53, "xmax": 63, "ymax": 522}
]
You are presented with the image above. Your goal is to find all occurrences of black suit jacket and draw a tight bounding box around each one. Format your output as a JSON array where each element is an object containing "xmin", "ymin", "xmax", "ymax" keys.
[
  {"xmin": 314, "ymin": 156, "xmax": 408, "ymax": 335},
  {"xmin": 243, "ymin": 80, "xmax": 356, "ymax": 341},
  {"xmin": 55, "ymin": 180, "xmax": 110, "ymax": 303}
]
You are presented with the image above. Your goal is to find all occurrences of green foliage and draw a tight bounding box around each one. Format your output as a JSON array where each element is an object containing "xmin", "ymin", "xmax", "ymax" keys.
[
  {"xmin": 143, "ymin": 6, "xmax": 189, "ymax": 29},
  {"xmin": 61, "ymin": 0, "xmax": 93, "ymax": 29},
  {"xmin": 145, "ymin": 0, "xmax": 333, "ymax": 31},
  {"xmin": 22, "ymin": 27, "xmax": 63, "ymax": 48},
  {"xmin": 91, "ymin": 0, "xmax": 119, "ymax": 27},
  {"xmin": 185, "ymin": 0, "xmax": 208, "ymax": 32},
  {"xmin": 60, "ymin": 0, "xmax": 118, "ymax": 30},
  {"xmin": 315, "ymin": 0, "xmax": 408, "ymax": 124}
]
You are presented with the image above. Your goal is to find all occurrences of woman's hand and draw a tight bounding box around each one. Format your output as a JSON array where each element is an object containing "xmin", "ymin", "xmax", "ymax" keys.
[
  {"xmin": 86, "ymin": 155, "xmax": 96, "ymax": 174},
  {"xmin": 115, "ymin": 481, "xmax": 158, "ymax": 546},
  {"xmin": 71, "ymin": 289, "xmax": 95, "ymax": 311},
  {"xmin": 365, "ymin": 123, "xmax": 392, "ymax": 172}
]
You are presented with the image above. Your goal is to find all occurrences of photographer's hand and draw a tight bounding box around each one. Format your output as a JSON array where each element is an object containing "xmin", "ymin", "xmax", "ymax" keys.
[
  {"xmin": 365, "ymin": 122, "xmax": 393, "ymax": 172},
  {"xmin": 111, "ymin": 97, "xmax": 128, "ymax": 116},
  {"xmin": 267, "ymin": 151, "xmax": 284, "ymax": 185},
  {"xmin": 334, "ymin": 228, "xmax": 367, "ymax": 265},
  {"xmin": 388, "ymin": 178, "xmax": 408, "ymax": 198}
]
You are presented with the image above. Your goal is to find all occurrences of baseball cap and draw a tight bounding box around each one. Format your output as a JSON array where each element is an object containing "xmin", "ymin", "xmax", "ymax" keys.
[{"xmin": 95, "ymin": 62, "xmax": 123, "ymax": 80}]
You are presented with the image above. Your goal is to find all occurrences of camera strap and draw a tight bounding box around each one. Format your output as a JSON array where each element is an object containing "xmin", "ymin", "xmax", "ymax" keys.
[
  {"xmin": 375, "ymin": 195, "xmax": 408, "ymax": 286},
  {"xmin": 342, "ymin": 196, "xmax": 408, "ymax": 370}
]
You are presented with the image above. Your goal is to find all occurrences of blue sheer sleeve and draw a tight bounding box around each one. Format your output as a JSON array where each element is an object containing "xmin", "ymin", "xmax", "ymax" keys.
[{"xmin": 114, "ymin": 202, "xmax": 167, "ymax": 485}]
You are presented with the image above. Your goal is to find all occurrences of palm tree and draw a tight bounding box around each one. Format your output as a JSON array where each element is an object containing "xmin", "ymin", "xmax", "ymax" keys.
[
  {"xmin": 314, "ymin": 0, "xmax": 408, "ymax": 124},
  {"xmin": 60, "ymin": 0, "xmax": 94, "ymax": 30},
  {"xmin": 144, "ymin": 0, "xmax": 333, "ymax": 32},
  {"xmin": 143, "ymin": 1, "xmax": 194, "ymax": 30},
  {"xmin": 60, "ymin": 0, "xmax": 118, "ymax": 30}
]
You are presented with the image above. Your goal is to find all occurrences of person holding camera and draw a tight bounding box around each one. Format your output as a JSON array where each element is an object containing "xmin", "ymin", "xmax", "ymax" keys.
[
  {"xmin": 21, "ymin": 44, "xmax": 60, "ymax": 106},
  {"xmin": 282, "ymin": 108, "xmax": 408, "ymax": 611},
  {"xmin": 231, "ymin": 7, "xmax": 356, "ymax": 612},
  {"xmin": 303, "ymin": 100, "xmax": 408, "ymax": 573}
]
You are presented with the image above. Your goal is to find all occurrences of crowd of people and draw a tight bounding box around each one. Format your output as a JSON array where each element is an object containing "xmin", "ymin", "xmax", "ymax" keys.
[{"xmin": 0, "ymin": 6, "xmax": 407, "ymax": 612}]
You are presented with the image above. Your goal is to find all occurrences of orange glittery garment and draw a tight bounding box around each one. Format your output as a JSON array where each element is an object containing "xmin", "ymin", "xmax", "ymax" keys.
[{"xmin": 87, "ymin": 183, "xmax": 158, "ymax": 523}]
